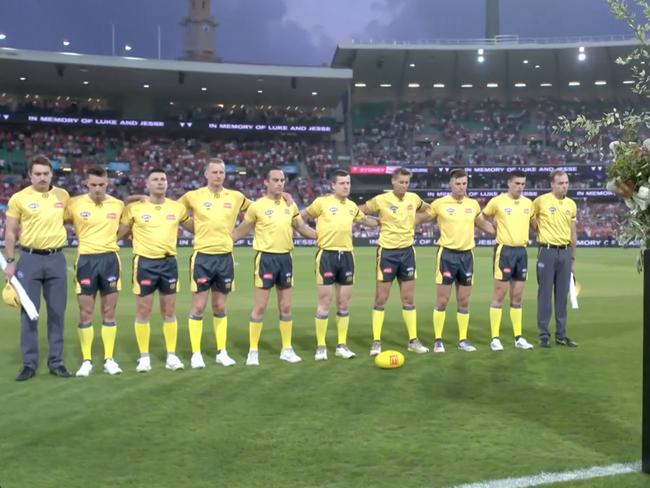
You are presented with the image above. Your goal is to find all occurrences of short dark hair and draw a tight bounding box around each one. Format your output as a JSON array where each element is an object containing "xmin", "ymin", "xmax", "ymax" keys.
[
  {"xmin": 147, "ymin": 167, "xmax": 166, "ymax": 178},
  {"xmin": 28, "ymin": 154, "xmax": 52, "ymax": 174},
  {"xmin": 392, "ymin": 167, "xmax": 411, "ymax": 178},
  {"xmin": 508, "ymin": 170, "xmax": 526, "ymax": 181},
  {"xmin": 550, "ymin": 169, "xmax": 567, "ymax": 183},
  {"xmin": 264, "ymin": 166, "xmax": 284, "ymax": 180},
  {"xmin": 86, "ymin": 166, "xmax": 107, "ymax": 178},
  {"xmin": 449, "ymin": 168, "xmax": 467, "ymax": 180},
  {"xmin": 330, "ymin": 169, "xmax": 349, "ymax": 183}
]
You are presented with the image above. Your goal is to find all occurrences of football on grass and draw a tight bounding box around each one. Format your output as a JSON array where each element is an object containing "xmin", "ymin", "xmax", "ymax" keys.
[{"xmin": 374, "ymin": 350, "xmax": 405, "ymax": 369}]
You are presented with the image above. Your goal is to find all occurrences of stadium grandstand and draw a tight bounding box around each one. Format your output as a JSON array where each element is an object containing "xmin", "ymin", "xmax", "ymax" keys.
[{"xmin": 0, "ymin": 32, "xmax": 642, "ymax": 248}]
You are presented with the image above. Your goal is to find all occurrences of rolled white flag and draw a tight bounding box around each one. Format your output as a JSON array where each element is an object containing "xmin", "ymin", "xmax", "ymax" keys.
[
  {"xmin": 0, "ymin": 254, "xmax": 39, "ymax": 320},
  {"xmin": 569, "ymin": 272, "xmax": 579, "ymax": 310}
]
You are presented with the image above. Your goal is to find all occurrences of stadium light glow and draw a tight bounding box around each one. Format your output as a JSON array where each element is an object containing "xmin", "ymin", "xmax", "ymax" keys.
[
  {"xmin": 514, "ymin": 82, "xmax": 527, "ymax": 88},
  {"xmin": 169, "ymin": 101, "xmax": 174, "ymax": 105},
  {"xmin": 124, "ymin": 44, "xmax": 132, "ymax": 51},
  {"xmin": 201, "ymin": 87, "xmax": 207, "ymax": 91},
  {"xmin": 477, "ymin": 48, "xmax": 484, "ymax": 55},
  {"xmin": 535, "ymin": 64, "xmax": 541, "ymax": 69},
  {"xmin": 623, "ymin": 80, "xmax": 635, "ymax": 84},
  {"xmin": 594, "ymin": 80, "xmax": 607, "ymax": 86},
  {"xmin": 540, "ymin": 83, "xmax": 553, "ymax": 87},
  {"xmin": 83, "ymin": 81, "xmax": 89, "ymax": 85},
  {"xmin": 143, "ymin": 84, "xmax": 149, "ymax": 88},
  {"xmin": 407, "ymin": 83, "xmax": 420, "ymax": 88},
  {"xmin": 60, "ymin": 52, "xmax": 81, "ymax": 56},
  {"xmin": 461, "ymin": 83, "xmax": 473, "ymax": 88},
  {"xmin": 354, "ymin": 82, "xmax": 366, "ymax": 87},
  {"xmin": 477, "ymin": 55, "xmax": 485, "ymax": 63},
  {"xmin": 19, "ymin": 76, "xmax": 26, "ymax": 81},
  {"xmin": 62, "ymin": 40, "xmax": 70, "ymax": 46},
  {"xmin": 579, "ymin": 46, "xmax": 585, "ymax": 53},
  {"xmin": 257, "ymin": 89, "xmax": 263, "ymax": 94},
  {"xmin": 486, "ymin": 83, "xmax": 498, "ymax": 88},
  {"xmin": 568, "ymin": 81, "xmax": 581, "ymax": 86},
  {"xmin": 409, "ymin": 63, "xmax": 415, "ymax": 67},
  {"xmin": 578, "ymin": 53, "xmax": 586, "ymax": 61},
  {"xmin": 0, "ymin": 33, "xmax": 6, "ymax": 40},
  {"xmin": 379, "ymin": 83, "xmax": 392, "ymax": 88},
  {"xmin": 311, "ymin": 91, "xmax": 318, "ymax": 95},
  {"xmin": 523, "ymin": 59, "xmax": 529, "ymax": 64},
  {"xmin": 433, "ymin": 83, "xmax": 445, "ymax": 88}
]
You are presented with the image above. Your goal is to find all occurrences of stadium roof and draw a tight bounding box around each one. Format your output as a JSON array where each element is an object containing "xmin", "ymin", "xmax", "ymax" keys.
[
  {"xmin": 0, "ymin": 47, "xmax": 352, "ymax": 107},
  {"xmin": 331, "ymin": 35, "xmax": 641, "ymax": 99}
]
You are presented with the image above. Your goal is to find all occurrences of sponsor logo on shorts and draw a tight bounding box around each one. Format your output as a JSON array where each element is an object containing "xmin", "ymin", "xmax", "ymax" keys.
[
  {"xmin": 54, "ymin": 202, "xmax": 64, "ymax": 208},
  {"xmin": 196, "ymin": 277, "xmax": 209, "ymax": 284},
  {"xmin": 383, "ymin": 267, "xmax": 393, "ymax": 273},
  {"xmin": 28, "ymin": 203, "xmax": 39, "ymax": 210},
  {"xmin": 140, "ymin": 279, "xmax": 152, "ymax": 285},
  {"xmin": 80, "ymin": 278, "xmax": 91, "ymax": 285},
  {"xmin": 522, "ymin": 268, "xmax": 527, "ymax": 273},
  {"xmin": 345, "ymin": 275, "xmax": 353, "ymax": 282},
  {"xmin": 141, "ymin": 214, "xmax": 152, "ymax": 222},
  {"xmin": 323, "ymin": 271, "xmax": 334, "ymax": 278},
  {"xmin": 503, "ymin": 267, "xmax": 512, "ymax": 273},
  {"xmin": 443, "ymin": 271, "xmax": 452, "ymax": 278},
  {"xmin": 107, "ymin": 276, "xmax": 117, "ymax": 281},
  {"xmin": 263, "ymin": 273, "xmax": 273, "ymax": 279},
  {"xmin": 285, "ymin": 272, "xmax": 292, "ymax": 277},
  {"xmin": 225, "ymin": 282, "xmax": 232, "ymax": 289},
  {"xmin": 537, "ymin": 262, "xmax": 545, "ymax": 268},
  {"xmin": 106, "ymin": 213, "xmax": 117, "ymax": 219},
  {"xmin": 166, "ymin": 214, "xmax": 176, "ymax": 221},
  {"xmin": 80, "ymin": 211, "xmax": 91, "ymax": 219},
  {"xmin": 465, "ymin": 272, "xmax": 473, "ymax": 276},
  {"xmin": 168, "ymin": 278, "xmax": 177, "ymax": 283},
  {"xmin": 169, "ymin": 282, "xmax": 176, "ymax": 290}
]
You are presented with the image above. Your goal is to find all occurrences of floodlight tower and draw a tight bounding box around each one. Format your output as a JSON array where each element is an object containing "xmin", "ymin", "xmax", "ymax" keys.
[
  {"xmin": 182, "ymin": 0, "xmax": 217, "ymax": 61},
  {"xmin": 486, "ymin": 0, "xmax": 499, "ymax": 39}
]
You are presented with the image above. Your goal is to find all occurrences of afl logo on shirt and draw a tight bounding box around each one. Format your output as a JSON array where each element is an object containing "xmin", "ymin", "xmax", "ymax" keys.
[
  {"xmin": 549, "ymin": 207, "xmax": 557, "ymax": 214},
  {"xmin": 265, "ymin": 210, "xmax": 273, "ymax": 216},
  {"xmin": 80, "ymin": 211, "xmax": 91, "ymax": 219},
  {"xmin": 28, "ymin": 203, "xmax": 39, "ymax": 210},
  {"xmin": 446, "ymin": 208, "xmax": 455, "ymax": 215},
  {"xmin": 329, "ymin": 207, "xmax": 338, "ymax": 214},
  {"xmin": 203, "ymin": 202, "xmax": 213, "ymax": 209},
  {"xmin": 389, "ymin": 205, "xmax": 398, "ymax": 213},
  {"xmin": 141, "ymin": 214, "xmax": 152, "ymax": 222},
  {"xmin": 504, "ymin": 208, "xmax": 512, "ymax": 215}
]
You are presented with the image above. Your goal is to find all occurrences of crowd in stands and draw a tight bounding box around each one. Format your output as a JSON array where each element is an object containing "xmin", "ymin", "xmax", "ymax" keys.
[{"xmin": 0, "ymin": 93, "xmax": 116, "ymax": 118}]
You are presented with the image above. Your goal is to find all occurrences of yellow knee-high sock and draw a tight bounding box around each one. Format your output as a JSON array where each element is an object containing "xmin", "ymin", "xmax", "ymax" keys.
[
  {"xmin": 163, "ymin": 319, "xmax": 178, "ymax": 354},
  {"xmin": 101, "ymin": 322, "xmax": 117, "ymax": 360},
  {"xmin": 510, "ymin": 306, "xmax": 523, "ymax": 337},
  {"xmin": 489, "ymin": 306, "xmax": 503, "ymax": 338},
  {"xmin": 78, "ymin": 323, "xmax": 93, "ymax": 361},
  {"xmin": 402, "ymin": 307, "xmax": 417, "ymax": 340},
  {"xmin": 336, "ymin": 312, "xmax": 350, "ymax": 345},
  {"xmin": 214, "ymin": 314, "xmax": 228, "ymax": 351},
  {"xmin": 372, "ymin": 307, "xmax": 384, "ymax": 341},
  {"xmin": 249, "ymin": 321, "xmax": 263, "ymax": 350},
  {"xmin": 135, "ymin": 321, "xmax": 150, "ymax": 354},
  {"xmin": 433, "ymin": 309, "xmax": 446, "ymax": 340},
  {"xmin": 315, "ymin": 314, "xmax": 328, "ymax": 347},
  {"xmin": 188, "ymin": 316, "xmax": 203, "ymax": 353},
  {"xmin": 457, "ymin": 311, "xmax": 470, "ymax": 341},
  {"xmin": 279, "ymin": 319, "xmax": 293, "ymax": 349}
]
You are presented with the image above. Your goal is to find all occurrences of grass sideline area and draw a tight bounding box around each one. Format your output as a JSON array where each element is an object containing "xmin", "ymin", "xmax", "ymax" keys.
[{"xmin": 0, "ymin": 247, "xmax": 645, "ymax": 487}]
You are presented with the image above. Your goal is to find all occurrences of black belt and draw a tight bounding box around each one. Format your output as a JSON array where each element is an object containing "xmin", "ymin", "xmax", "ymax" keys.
[
  {"xmin": 538, "ymin": 243, "xmax": 569, "ymax": 249},
  {"xmin": 20, "ymin": 246, "xmax": 63, "ymax": 255}
]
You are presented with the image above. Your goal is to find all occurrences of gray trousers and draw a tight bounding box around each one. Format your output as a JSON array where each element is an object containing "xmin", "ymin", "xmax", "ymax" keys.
[
  {"xmin": 16, "ymin": 251, "xmax": 67, "ymax": 369},
  {"xmin": 536, "ymin": 247, "xmax": 571, "ymax": 339}
]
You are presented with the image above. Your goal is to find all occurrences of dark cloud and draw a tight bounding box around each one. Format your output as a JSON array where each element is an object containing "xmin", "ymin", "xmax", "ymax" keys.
[{"xmin": 215, "ymin": 0, "xmax": 333, "ymax": 65}]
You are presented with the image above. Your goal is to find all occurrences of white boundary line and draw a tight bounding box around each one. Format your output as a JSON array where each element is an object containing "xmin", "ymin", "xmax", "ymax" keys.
[{"xmin": 449, "ymin": 462, "xmax": 641, "ymax": 488}]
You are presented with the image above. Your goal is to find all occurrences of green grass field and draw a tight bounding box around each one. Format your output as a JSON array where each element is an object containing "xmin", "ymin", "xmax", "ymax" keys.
[{"xmin": 0, "ymin": 247, "xmax": 645, "ymax": 487}]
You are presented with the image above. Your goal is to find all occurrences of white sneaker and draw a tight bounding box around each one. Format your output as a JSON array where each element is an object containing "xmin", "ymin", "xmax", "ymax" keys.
[
  {"xmin": 280, "ymin": 347, "xmax": 302, "ymax": 363},
  {"xmin": 335, "ymin": 344, "xmax": 356, "ymax": 359},
  {"xmin": 246, "ymin": 350, "xmax": 259, "ymax": 366},
  {"xmin": 490, "ymin": 338, "xmax": 504, "ymax": 352},
  {"xmin": 216, "ymin": 349, "xmax": 237, "ymax": 367},
  {"xmin": 408, "ymin": 338, "xmax": 429, "ymax": 354},
  {"xmin": 136, "ymin": 356, "xmax": 152, "ymax": 373},
  {"xmin": 314, "ymin": 346, "xmax": 328, "ymax": 361},
  {"xmin": 103, "ymin": 359, "xmax": 122, "ymax": 375},
  {"xmin": 75, "ymin": 360, "xmax": 93, "ymax": 377},
  {"xmin": 458, "ymin": 340, "xmax": 477, "ymax": 352},
  {"xmin": 369, "ymin": 340, "xmax": 382, "ymax": 356},
  {"xmin": 191, "ymin": 352, "xmax": 206, "ymax": 369},
  {"xmin": 165, "ymin": 353, "xmax": 184, "ymax": 371},
  {"xmin": 433, "ymin": 340, "xmax": 445, "ymax": 353},
  {"xmin": 515, "ymin": 337, "xmax": 534, "ymax": 350}
]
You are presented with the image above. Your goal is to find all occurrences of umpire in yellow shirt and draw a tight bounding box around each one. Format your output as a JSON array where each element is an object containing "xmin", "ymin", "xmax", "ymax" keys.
[
  {"xmin": 232, "ymin": 167, "xmax": 316, "ymax": 366},
  {"xmin": 4, "ymin": 155, "xmax": 71, "ymax": 381},
  {"xmin": 419, "ymin": 169, "xmax": 495, "ymax": 353},
  {"xmin": 178, "ymin": 158, "xmax": 250, "ymax": 369},
  {"xmin": 532, "ymin": 170, "xmax": 578, "ymax": 348},
  {"xmin": 302, "ymin": 169, "xmax": 378, "ymax": 361},
  {"xmin": 66, "ymin": 166, "xmax": 125, "ymax": 376},
  {"xmin": 359, "ymin": 167, "xmax": 430, "ymax": 357},
  {"xmin": 481, "ymin": 170, "xmax": 535, "ymax": 351},
  {"xmin": 118, "ymin": 168, "xmax": 193, "ymax": 372}
]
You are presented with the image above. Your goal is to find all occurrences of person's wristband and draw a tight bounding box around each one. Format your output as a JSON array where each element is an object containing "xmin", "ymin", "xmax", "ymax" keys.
[{"xmin": 5, "ymin": 257, "xmax": 15, "ymax": 263}]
